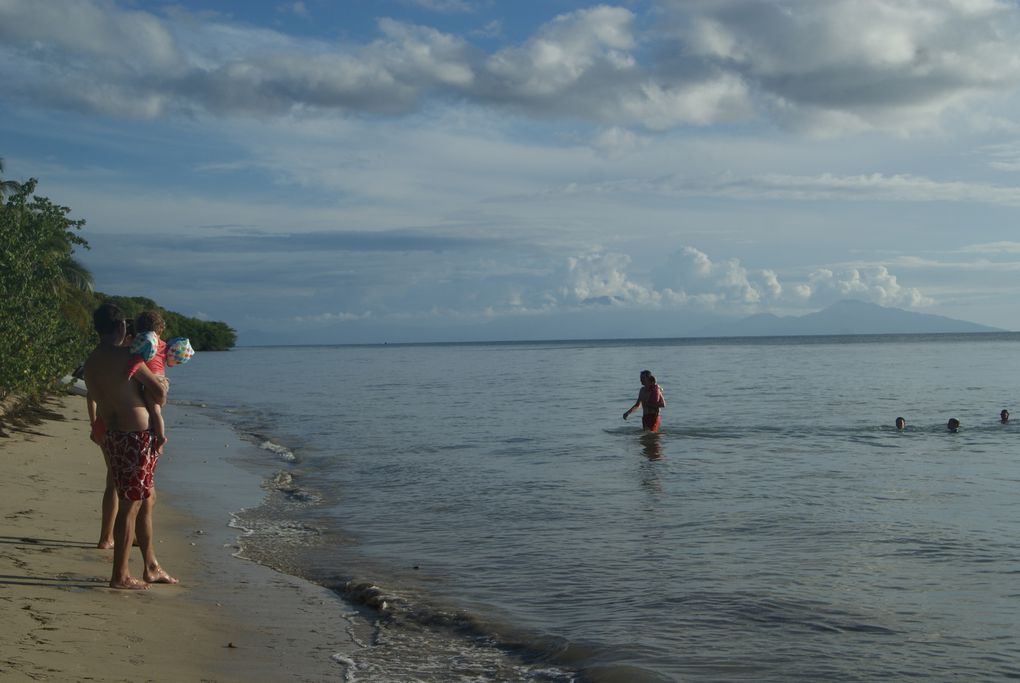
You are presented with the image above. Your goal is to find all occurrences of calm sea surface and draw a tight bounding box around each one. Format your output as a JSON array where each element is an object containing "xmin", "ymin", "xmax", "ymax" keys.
[{"xmin": 166, "ymin": 334, "xmax": 1020, "ymax": 681}]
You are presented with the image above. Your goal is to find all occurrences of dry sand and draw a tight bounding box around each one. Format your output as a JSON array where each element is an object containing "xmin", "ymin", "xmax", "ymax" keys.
[{"xmin": 0, "ymin": 395, "xmax": 364, "ymax": 682}]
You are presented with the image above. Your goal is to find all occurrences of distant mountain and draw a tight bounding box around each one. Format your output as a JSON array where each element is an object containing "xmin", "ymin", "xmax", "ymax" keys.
[{"xmin": 695, "ymin": 300, "xmax": 1005, "ymax": 337}]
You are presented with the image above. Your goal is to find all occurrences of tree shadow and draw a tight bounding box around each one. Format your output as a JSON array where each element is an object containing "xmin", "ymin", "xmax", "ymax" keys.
[
  {"xmin": 0, "ymin": 394, "xmax": 67, "ymax": 438},
  {"xmin": 0, "ymin": 536, "xmax": 95, "ymax": 549},
  {"xmin": 0, "ymin": 573, "xmax": 106, "ymax": 589}
]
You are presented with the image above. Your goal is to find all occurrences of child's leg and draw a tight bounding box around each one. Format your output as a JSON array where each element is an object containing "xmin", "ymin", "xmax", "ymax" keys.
[
  {"xmin": 143, "ymin": 391, "xmax": 167, "ymax": 453},
  {"xmin": 151, "ymin": 403, "xmax": 166, "ymax": 453}
]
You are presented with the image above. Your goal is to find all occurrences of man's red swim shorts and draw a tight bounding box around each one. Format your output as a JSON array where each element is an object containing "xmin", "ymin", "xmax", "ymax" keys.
[
  {"xmin": 104, "ymin": 430, "xmax": 159, "ymax": 501},
  {"xmin": 642, "ymin": 414, "xmax": 661, "ymax": 433}
]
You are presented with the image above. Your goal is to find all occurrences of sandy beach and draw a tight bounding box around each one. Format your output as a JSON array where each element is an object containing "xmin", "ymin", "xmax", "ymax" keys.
[{"xmin": 0, "ymin": 394, "xmax": 364, "ymax": 682}]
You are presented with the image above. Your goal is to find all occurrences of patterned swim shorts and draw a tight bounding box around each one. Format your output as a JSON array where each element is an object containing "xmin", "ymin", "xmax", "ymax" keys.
[{"xmin": 104, "ymin": 430, "xmax": 159, "ymax": 501}]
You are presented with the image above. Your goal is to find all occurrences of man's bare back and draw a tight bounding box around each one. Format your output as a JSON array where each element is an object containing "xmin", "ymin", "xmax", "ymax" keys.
[{"xmin": 84, "ymin": 344, "xmax": 164, "ymax": 433}]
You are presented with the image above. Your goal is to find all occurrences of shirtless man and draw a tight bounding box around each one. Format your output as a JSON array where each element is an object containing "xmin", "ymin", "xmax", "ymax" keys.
[
  {"xmin": 84, "ymin": 303, "xmax": 177, "ymax": 590},
  {"xmin": 623, "ymin": 369, "xmax": 666, "ymax": 433}
]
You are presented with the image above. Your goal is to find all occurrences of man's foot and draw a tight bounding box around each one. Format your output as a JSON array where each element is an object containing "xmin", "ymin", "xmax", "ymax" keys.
[
  {"xmin": 97, "ymin": 539, "xmax": 114, "ymax": 549},
  {"xmin": 110, "ymin": 576, "xmax": 149, "ymax": 590},
  {"xmin": 144, "ymin": 565, "xmax": 179, "ymax": 584}
]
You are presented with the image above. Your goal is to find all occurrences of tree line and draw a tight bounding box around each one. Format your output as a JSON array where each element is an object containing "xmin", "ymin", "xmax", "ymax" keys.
[{"xmin": 0, "ymin": 159, "xmax": 236, "ymax": 404}]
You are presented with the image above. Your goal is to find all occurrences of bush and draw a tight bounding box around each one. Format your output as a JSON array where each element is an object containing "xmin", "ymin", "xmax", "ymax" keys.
[{"xmin": 0, "ymin": 180, "xmax": 91, "ymax": 402}]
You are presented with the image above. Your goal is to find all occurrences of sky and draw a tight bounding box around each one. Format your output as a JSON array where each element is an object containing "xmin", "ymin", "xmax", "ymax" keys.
[{"xmin": 2, "ymin": 0, "xmax": 1020, "ymax": 344}]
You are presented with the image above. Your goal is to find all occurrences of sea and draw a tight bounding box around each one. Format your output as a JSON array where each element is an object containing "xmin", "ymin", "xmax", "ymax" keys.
[{"xmin": 162, "ymin": 333, "xmax": 1020, "ymax": 682}]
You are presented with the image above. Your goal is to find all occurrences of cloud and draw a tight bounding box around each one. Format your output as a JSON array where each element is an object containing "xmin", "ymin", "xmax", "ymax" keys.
[
  {"xmin": 959, "ymin": 241, "xmax": 1020, "ymax": 254},
  {"xmin": 401, "ymin": 0, "xmax": 476, "ymax": 14},
  {"xmin": 651, "ymin": 246, "xmax": 780, "ymax": 310},
  {"xmin": 293, "ymin": 310, "xmax": 373, "ymax": 323},
  {"xmin": 6, "ymin": 0, "xmax": 1017, "ymax": 133},
  {"xmin": 277, "ymin": 2, "xmax": 309, "ymax": 18},
  {"xmin": 558, "ymin": 252, "xmax": 659, "ymax": 306},
  {"xmin": 657, "ymin": 0, "xmax": 1020, "ymax": 134},
  {"xmin": 551, "ymin": 171, "xmax": 1020, "ymax": 207},
  {"xmin": 482, "ymin": 6, "xmax": 635, "ymax": 98},
  {"xmin": 801, "ymin": 266, "xmax": 933, "ymax": 308}
]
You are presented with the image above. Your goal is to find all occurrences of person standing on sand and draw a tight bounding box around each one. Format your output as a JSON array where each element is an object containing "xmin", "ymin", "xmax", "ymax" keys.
[
  {"xmin": 87, "ymin": 319, "xmax": 137, "ymax": 549},
  {"xmin": 623, "ymin": 370, "xmax": 666, "ymax": 433},
  {"xmin": 83, "ymin": 303, "xmax": 177, "ymax": 590}
]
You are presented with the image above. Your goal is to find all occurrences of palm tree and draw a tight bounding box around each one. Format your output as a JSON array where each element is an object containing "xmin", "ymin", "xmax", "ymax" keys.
[
  {"xmin": 0, "ymin": 157, "xmax": 23, "ymax": 199},
  {"xmin": 38, "ymin": 229, "xmax": 94, "ymax": 295},
  {"xmin": 60, "ymin": 257, "xmax": 94, "ymax": 294}
]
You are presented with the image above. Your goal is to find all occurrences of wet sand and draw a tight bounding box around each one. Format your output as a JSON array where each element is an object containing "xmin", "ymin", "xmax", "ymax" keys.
[{"xmin": 0, "ymin": 395, "xmax": 364, "ymax": 682}]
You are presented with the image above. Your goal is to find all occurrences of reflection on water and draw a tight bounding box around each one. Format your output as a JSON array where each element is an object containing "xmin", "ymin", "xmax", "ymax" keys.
[{"xmin": 640, "ymin": 431, "xmax": 664, "ymax": 461}]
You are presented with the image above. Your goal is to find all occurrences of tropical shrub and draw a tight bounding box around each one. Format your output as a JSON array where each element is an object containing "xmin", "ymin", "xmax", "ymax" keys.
[{"xmin": 0, "ymin": 179, "xmax": 91, "ymax": 401}]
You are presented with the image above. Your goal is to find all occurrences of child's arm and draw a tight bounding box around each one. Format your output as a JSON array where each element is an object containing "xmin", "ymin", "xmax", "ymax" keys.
[{"xmin": 131, "ymin": 364, "xmax": 167, "ymax": 405}]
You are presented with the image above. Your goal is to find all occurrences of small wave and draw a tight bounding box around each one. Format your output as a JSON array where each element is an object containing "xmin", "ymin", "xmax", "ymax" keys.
[
  {"xmin": 264, "ymin": 470, "xmax": 320, "ymax": 504},
  {"xmin": 169, "ymin": 398, "xmax": 208, "ymax": 408},
  {"xmin": 260, "ymin": 439, "xmax": 296, "ymax": 462},
  {"xmin": 336, "ymin": 581, "xmax": 581, "ymax": 681},
  {"xmin": 230, "ymin": 512, "xmax": 322, "ymax": 542},
  {"xmin": 330, "ymin": 653, "xmax": 356, "ymax": 683}
]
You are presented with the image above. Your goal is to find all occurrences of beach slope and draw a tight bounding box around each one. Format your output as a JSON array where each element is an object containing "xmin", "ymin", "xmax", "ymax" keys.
[{"xmin": 0, "ymin": 395, "xmax": 357, "ymax": 682}]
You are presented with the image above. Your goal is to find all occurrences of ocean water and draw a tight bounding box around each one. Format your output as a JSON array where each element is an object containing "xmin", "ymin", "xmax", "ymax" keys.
[{"xmin": 165, "ymin": 334, "xmax": 1020, "ymax": 681}]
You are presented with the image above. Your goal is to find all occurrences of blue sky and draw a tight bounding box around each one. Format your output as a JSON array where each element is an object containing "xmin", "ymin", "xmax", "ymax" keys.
[{"xmin": 2, "ymin": 0, "xmax": 1019, "ymax": 344}]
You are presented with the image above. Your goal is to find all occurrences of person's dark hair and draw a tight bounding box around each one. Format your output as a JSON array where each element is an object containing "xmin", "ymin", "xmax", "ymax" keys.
[
  {"xmin": 647, "ymin": 374, "xmax": 656, "ymax": 384},
  {"xmin": 947, "ymin": 418, "xmax": 961, "ymax": 431},
  {"xmin": 92, "ymin": 303, "xmax": 125, "ymax": 335},
  {"xmin": 640, "ymin": 369, "xmax": 651, "ymax": 379},
  {"xmin": 135, "ymin": 310, "xmax": 166, "ymax": 335}
]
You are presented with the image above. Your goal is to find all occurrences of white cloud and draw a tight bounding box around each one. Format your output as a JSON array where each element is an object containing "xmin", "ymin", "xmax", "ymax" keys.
[
  {"xmin": 657, "ymin": 0, "xmax": 1020, "ymax": 134},
  {"xmin": 483, "ymin": 6, "xmax": 636, "ymax": 97},
  {"xmin": 277, "ymin": 2, "xmax": 309, "ymax": 18},
  {"xmin": 802, "ymin": 266, "xmax": 933, "ymax": 308},
  {"xmin": 960, "ymin": 241, "xmax": 1020, "ymax": 254},
  {"xmin": 294, "ymin": 311, "xmax": 373, "ymax": 323},
  {"xmin": 652, "ymin": 246, "xmax": 778, "ymax": 310},
  {"xmin": 614, "ymin": 75, "xmax": 753, "ymax": 130},
  {"xmin": 590, "ymin": 126, "xmax": 642, "ymax": 158},
  {"xmin": 0, "ymin": 0, "xmax": 181, "ymax": 71},
  {"xmin": 401, "ymin": 0, "xmax": 476, "ymax": 14},
  {"xmin": 5, "ymin": 0, "xmax": 1020, "ymax": 133},
  {"xmin": 558, "ymin": 252, "xmax": 659, "ymax": 306},
  {"xmin": 555, "ymin": 171, "xmax": 1020, "ymax": 207}
]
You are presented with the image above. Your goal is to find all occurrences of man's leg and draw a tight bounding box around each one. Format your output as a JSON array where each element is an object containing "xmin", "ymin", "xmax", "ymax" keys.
[
  {"xmin": 110, "ymin": 498, "xmax": 147, "ymax": 590},
  {"xmin": 98, "ymin": 452, "xmax": 118, "ymax": 549},
  {"xmin": 137, "ymin": 489, "xmax": 178, "ymax": 584}
]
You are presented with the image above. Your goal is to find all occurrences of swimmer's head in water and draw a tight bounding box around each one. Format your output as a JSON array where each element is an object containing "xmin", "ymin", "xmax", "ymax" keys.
[
  {"xmin": 895, "ymin": 417, "xmax": 906, "ymax": 430},
  {"xmin": 1001, "ymin": 409, "xmax": 1010, "ymax": 423},
  {"xmin": 947, "ymin": 418, "xmax": 961, "ymax": 432}
]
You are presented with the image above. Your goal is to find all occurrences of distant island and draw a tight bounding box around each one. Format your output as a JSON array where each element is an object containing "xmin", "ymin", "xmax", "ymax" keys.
[{"xmin": 695, "ymin": 300, "xmax": 1006, "ymax": 337}]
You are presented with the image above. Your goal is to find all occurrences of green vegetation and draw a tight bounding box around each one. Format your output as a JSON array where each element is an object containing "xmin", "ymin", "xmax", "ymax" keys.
[
  {"xmin": 99, "ymin": 295, "xmax": 237, "ymax": 351},
  {"xmin": 0, "ymin": 167, "xmax": 236, "ymax": 404}
]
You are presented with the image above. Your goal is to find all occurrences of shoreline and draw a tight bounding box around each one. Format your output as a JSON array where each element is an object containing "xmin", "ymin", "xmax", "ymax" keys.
[{"xmin": 0, "ymin": 394, "xmax": 363, "ymax": 682}]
